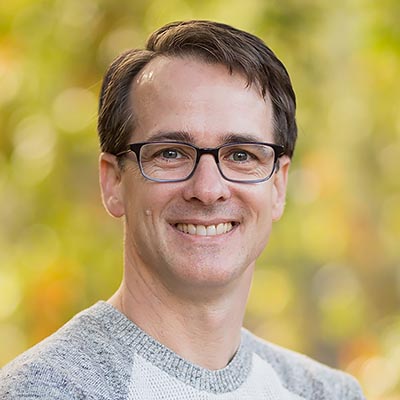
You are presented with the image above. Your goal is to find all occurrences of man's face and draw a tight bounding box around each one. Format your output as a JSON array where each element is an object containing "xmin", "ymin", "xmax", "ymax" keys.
[{"xmin": 101, "ymin": 56, "xmax": 290, "ymax": 295}]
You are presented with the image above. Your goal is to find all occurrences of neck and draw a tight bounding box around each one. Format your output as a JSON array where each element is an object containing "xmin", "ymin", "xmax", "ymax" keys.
[{"xmin": 108, "ymin": 260, "xmax": 254, "ymax": 370}]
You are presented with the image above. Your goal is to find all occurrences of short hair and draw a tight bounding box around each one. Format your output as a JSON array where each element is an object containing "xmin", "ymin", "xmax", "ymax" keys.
[{"xmin": 98, "ymin": 20, "xmax": 297, "ymax": 158}]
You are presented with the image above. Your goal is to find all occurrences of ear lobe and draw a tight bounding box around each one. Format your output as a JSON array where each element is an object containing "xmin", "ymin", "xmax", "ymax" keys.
[
  {"xmin": 99, "ymin": 152, "xmax": 125, "ymax": 218},
  {"xmin": 271, "ymin": 155, "xmax": 290, "ymax": 222}
]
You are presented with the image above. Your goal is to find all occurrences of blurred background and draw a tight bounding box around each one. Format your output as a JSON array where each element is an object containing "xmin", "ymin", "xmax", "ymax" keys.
[{"xmin": 0, "ymin": 0, "xmax": 399, "ymax": 398}]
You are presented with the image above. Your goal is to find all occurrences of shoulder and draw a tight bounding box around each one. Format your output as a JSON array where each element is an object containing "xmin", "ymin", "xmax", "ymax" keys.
[
  {"xmin": 242, "ymin": 329, "xmax": 365, "ymax": 400},
  {"xmin": 0, "ymin": 356, "xmax": 87, "ymax": 399},
  {"xmin": 0, "ymin": 303, "xmax": 117, "ymax": 399}
]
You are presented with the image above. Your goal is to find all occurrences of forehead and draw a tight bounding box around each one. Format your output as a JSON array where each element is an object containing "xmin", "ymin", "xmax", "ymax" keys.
[{"xmin": 129, "ymin": 56, "xmax": 274, "ymax": 144}]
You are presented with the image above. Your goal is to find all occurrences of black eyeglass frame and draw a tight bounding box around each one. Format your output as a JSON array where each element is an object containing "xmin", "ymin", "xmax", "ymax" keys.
[{"xmin": 115, "ymin": 141, "xmax": 285, "ymax": 184}]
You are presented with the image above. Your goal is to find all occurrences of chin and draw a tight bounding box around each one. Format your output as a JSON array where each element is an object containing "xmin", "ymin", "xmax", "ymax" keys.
[{"xmin": 166, "ymin": 258, "xmax": 251, "ymax": 291}]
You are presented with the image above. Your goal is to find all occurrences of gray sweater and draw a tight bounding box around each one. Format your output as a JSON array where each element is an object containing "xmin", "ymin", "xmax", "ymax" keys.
[{"xmin": 0, "ymin": 302, "xmax": 365, "ymax": 399}]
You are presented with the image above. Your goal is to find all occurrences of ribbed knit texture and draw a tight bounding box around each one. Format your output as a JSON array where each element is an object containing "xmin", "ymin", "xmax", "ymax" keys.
[{"xmin": 0, "ymin": 302, "xmax": 365, "ymax": 399}]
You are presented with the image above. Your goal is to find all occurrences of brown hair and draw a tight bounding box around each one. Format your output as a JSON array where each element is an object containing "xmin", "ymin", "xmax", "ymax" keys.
[{"xmin": 98, "ymin": 20, "xmax": 297, "ymax": 157}]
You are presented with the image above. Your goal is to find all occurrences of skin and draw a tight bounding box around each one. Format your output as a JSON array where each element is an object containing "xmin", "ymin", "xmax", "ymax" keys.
[{"xmin": 100, "ymin": 56, "xmax": 290, "ymax": 369}]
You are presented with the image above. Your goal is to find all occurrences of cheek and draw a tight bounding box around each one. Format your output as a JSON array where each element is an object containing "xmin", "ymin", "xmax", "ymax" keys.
[
  {"xmin": 245, "ymin": 187, "xmax": 273, "ymax": 246},
  {"xmin": 246, "ymin": 185, "xmax": 273, "ymax": 220},
  {"xmin": 123, "ymin": 181, "xmax": 175, "ymax": 224}
]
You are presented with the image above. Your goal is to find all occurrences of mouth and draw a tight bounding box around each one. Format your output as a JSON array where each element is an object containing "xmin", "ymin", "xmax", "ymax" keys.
[{"xmin": 174, "ymin": 222, "xmax": 236, "ymax": 236}]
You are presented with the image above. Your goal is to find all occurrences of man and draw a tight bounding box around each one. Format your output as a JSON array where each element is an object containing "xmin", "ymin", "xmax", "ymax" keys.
[{"xmin": 0, "ymin": 20, "xmax": 365, "ymax": 399}]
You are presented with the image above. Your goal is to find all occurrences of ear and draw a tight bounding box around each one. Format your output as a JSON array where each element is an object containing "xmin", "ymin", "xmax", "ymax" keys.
[
  {"xmin": 271, "ymin": 155, "xmax": 290, "ymax": 222},
  {"xmin": 99, "ymin": 152, "xmax": 125, "ymax": 218}
]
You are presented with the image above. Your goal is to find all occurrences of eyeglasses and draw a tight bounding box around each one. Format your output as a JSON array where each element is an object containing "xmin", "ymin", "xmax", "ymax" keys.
[{"xmin": 115, "ymin": 141, "xmax": 285, "ymax": 183}]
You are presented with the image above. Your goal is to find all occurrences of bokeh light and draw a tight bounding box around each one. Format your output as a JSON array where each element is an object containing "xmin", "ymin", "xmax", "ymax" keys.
[{"xmin": 0, "ymin": 2, "xmax": 399, "ymax": 398}]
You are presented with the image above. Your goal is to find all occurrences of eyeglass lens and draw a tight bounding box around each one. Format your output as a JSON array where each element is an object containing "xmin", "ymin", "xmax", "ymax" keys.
[{"xmin": 139, "ymin": 143, "xmax": 276, "ymax": 182}]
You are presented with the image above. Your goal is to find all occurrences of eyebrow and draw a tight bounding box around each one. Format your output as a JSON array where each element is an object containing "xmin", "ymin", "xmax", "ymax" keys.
[
  {"xmin": 146, "ymin": 131, "xmax": 265, "ymax": 145},
  {"xmin": 222, "ymin": 133, "xmax": 264, "ymax": 144},
  {"xmin": 147, "ymin": 131, "xmax": 195, "ymax": 143}
]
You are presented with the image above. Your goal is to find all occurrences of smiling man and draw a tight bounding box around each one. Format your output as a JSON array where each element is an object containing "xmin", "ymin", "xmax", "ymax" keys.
[{"xmin": 0, "ymin": 20, "xmax": 365, "ymax": 399}]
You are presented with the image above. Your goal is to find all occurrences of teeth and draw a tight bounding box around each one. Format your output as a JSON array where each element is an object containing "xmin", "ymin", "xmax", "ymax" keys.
[
  {"xmin": 176, "ymin": 222, "xmax": 233, "ymax": 236},
  {"xmin": 216, "ymin": 223, "xmax": 225, "ymax": 235},
  {"xmin": 206, "ymin": 225, "xmax": 216, "ymax": 236},
  {"xmin": 197, "ymin": 225, "xmax": 207, "ymax": 236}
]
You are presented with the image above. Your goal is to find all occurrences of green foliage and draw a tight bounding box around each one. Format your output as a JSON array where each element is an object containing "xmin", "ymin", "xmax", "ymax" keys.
[{"xmin": 0, "ymin": 1, "xmax": 399, "ymax": 398}]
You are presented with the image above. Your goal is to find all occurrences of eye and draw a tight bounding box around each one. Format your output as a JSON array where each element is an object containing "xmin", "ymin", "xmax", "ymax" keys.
[
  {"xmin": 161, "ymin": 148, "xmax": 182, "ymax": 159},
  {"xmin": 230, "ymin": 150, "xmax": 249, "ymax": 162},
  {"xmin": 226, "ymin": 149, "xmax": 257, "ymax": 163}
]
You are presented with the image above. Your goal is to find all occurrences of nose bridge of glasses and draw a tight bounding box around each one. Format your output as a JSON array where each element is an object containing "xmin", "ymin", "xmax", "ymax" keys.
[
  {"xmin": 195, "ymin": 147, "xmax": 220, "ymax": 165},
  {"xmin": 191, "ymin": 147, "xmax": 223, "ymax": 181}
]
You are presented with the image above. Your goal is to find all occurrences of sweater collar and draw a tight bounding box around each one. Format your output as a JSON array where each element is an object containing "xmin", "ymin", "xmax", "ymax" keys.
[{"xmin": 92, "ymin": 301, "xmax": 252, "ymax": 393}]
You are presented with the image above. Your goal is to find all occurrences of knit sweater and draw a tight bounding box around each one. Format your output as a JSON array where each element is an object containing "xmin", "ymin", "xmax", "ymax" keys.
[{"xmin": 0, "ymin": 302, "xmax": 365, "ymax": 399}]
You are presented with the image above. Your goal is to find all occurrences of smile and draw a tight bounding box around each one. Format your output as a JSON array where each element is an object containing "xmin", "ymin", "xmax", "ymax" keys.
[{"xmin": 175, "ymin": 222, "xmax": 234, "ymax": 236}]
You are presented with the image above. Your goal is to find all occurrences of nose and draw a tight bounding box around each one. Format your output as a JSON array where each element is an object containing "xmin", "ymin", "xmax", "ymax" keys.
[{"xmin": 182, "ymin": 154, "xmax": 231, "ymax": 205}]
